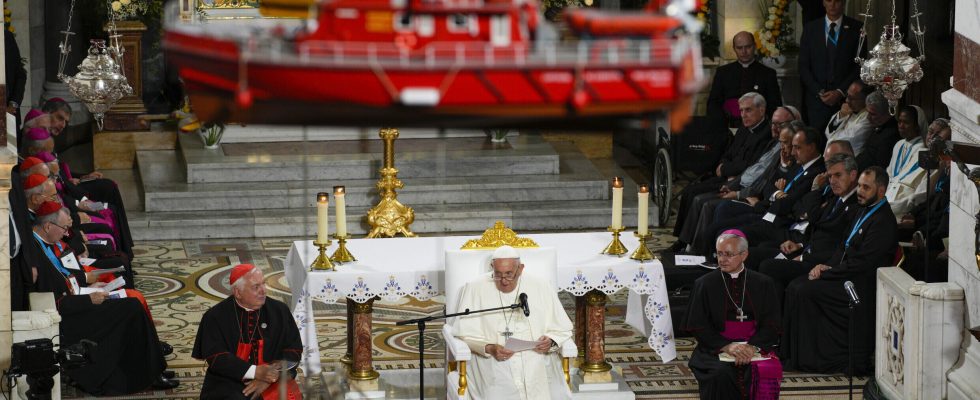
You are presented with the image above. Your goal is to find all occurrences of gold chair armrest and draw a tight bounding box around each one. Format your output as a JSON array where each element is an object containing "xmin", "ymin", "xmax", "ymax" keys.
[{"xmin": 458, "ymin": 360, "xmax": 468, "ymax": 396}]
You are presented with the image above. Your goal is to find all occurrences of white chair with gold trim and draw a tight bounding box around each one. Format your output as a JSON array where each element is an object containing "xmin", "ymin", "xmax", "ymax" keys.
[{"xmin": 442, "ymin": 241, "xmax": 577, "ymax": 398}]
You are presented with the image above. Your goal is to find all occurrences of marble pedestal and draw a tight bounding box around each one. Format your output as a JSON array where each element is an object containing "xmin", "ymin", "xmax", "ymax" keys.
[{"xmin": 93, "ymin": 128, "xmax": 176, "ymax": 170}]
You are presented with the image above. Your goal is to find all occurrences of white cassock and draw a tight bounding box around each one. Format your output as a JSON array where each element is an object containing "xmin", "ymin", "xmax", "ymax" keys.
[
  {"xmin": 885, "ymin": 137, "xmax": 928, "ymax": 216},
  {"xmin": 825, "ymin": 109, "xmax": 873, "ymax": 155},
  {"xmin": 452, "ymin": 274, "xmax": 573, "ymax": 400}
]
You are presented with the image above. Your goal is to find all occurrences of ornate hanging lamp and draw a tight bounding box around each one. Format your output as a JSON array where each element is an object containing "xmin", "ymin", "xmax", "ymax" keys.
[
  {"xmin": 57, "ymin": 0, "xmax": 133, "ymax": 129},
  {"xmin": 855, "ymin": 0, "xmax": 926, "ymax": 115}
]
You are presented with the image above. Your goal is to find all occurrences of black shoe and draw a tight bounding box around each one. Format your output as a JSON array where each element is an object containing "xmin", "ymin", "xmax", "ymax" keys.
[
  {"xmin": 151, "ymin": 375, "xmax": 180, "ymax": 390},
  {"xmin": 163, "ymin": 370, "xmax": 176, "ymax": 379},
  {"xmin": 160, "ymin": 342, "xmax": 173, "ymax": 356}
]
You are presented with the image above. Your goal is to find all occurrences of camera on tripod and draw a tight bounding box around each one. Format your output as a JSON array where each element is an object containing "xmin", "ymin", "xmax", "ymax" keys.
[{"xmin": 8, "ymin": 338, "xmax": 96, "ymax": 400}]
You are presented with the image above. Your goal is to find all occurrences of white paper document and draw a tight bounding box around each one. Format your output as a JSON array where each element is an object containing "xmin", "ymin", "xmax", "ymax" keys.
[
  {"xmin": 79, "ymin": 257, "xmax": 97, "ymax": 266},
  {"xmin": 77, "ymin": 277, "xmax": 126, "ymax": 295},
  {"xmin": 675, "ymin": 255, "xmax": 707, "ymax": 266},
  {"xmin": 88, "ymin": 266, "xmax": 125, "ymax": 277},
  {"xmin": 503, "ymin": 337, "xmax": 539, "ymax": 352}
]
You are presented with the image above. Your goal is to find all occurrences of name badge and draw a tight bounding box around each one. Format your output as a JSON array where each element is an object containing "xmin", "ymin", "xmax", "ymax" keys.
[
  {"xmin": 762, "ymin": 212, "xmax": 777, "ymax": 223},
  {"xmin": 68, "ymin": 276, "xmax": 80, "ymax": 294},
  {"xmin": 61, "ymin": 252, "xmax": 82, "ymax": 271}
]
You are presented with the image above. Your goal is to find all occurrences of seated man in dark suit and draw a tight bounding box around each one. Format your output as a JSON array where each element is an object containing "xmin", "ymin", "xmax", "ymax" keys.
[
  {"xmin": 754, "ymin": 153, "xmax": 862, "ymax": 298},
  {"xmin": 781, "ymin": 166, "xmax": 898, "ymax": 375},
  {"xmin": 670, "ymin": 92, "xmax": 773, "ymax": 252},
  {"xmin": 707, "ymin": 31, "xmax": 783, "ymax": 126},
  {"xmin": 855, "ymin": 91, "xmax": 901, "ymax": 172},
  {"xmin": 798, "ymin": 0, "xmax": 864, "ymax": 131}
]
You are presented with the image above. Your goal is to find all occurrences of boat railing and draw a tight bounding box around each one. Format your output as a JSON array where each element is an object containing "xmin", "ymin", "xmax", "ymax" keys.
[{"xmin": 275, "ymin": 37, "xmax": 693, "ymax": 69}]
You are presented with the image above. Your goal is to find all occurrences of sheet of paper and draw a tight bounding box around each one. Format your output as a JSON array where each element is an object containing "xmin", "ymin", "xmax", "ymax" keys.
[
  {"xmin": 503, "ymin": 337, "xmax": 539, "ymax": 352},
  {"xmin": 89, "ymin": 266, "xmax": 125, "ymax": 277},
  {"xmin": 104, "ymin": 276, "xmax": 126, "ymax": 292},
  {"xmin": 78, "ymin": 287, "xmax": 103, "ymax": 295},
  {"xmin": 774, "ymin": 253, "xmax": 787, "ymax": 260},
  {"xmin": 107, "ymin": 289, "xmax": 128, "ymax": 299},
  {"xmin": 718, "ymin": 352, "xmax": 771, "ymax": 362},
  {"xmin": 79, "ymin": 257, "xmax": 97, "ymax": 266},
  {"xmin": 675, "ymin": 255, "xmax": 707, "ymax": 266},
  {"xmin": 762, "ymin": 212, "xmax": 776, "ymax": 223}
]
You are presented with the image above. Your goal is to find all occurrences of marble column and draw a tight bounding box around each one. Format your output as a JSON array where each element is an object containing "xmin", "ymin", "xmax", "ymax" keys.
[
  {"xmin": 349, "ymin": 298, "xmax": 379, "ymax": 380},
  {"xmin": 574, "ymin": 295, "xmax": 586, "ymax": 360},
  {"xmin": 341, "ymin": 298, "xmax": 353, "ymax": 365},
  {"xmin": 581, "ymin": 290, "xmax": 611, "ymax": 373},
  {"xmin": 942, "ymin": 3, "xmax": 980, "ymax": 398}
]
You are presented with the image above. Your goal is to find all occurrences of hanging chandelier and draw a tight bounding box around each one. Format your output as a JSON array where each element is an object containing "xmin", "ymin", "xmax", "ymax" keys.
[
  {"xmin": 57, "ymin": 0, "xmax": 133, "ymax": 129},
  {"xmin": 855, "ymin": 0, "xmax": 926, "ymax": 115}
]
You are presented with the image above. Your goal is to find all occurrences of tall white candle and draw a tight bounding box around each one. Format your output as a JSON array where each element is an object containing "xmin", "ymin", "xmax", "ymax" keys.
[
  {"xmin": 317, "ymin": 192, "xmax": 329, "ymax": 243},
  {"xmin": 637, "ymin": 184, "xmax": 649, "ymax": 235},
  {"xmin": 611, "ymin": 177, "xmax": 624, "ymax": 229},
  {"xmin": 334, "ymin": 186, "xmax": 347, "ymax": 237}
]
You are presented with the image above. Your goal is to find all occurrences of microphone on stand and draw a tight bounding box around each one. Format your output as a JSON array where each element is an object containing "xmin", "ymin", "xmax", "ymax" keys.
[
  {"xmin": 843, "ymin": 281, "xmax": 861, "ymax": 305},
  {"xmin": 518, "ymin": 293, "xmax": 530, "ymax": 317}
]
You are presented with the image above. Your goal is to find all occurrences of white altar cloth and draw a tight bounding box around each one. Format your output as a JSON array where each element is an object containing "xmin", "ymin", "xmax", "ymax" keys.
[{"xmin": 285, "ymin": 231, "xmax": 676, "ymax": 373}]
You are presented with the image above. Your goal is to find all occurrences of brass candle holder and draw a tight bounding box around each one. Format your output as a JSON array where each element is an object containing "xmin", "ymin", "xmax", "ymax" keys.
[
  {"xmin": 601, "ymin": 226, "xmax": 628, "ymax": 256},
  {"xmin": 330, "ymin": 234, "xmax": 357, "ymax": 263},
  {"xmin": 310, "ymin": 240, "xmax": 335, "ymax": 271},
  {"xmin": 630, "ymin": 231, "xmax": 655, "ymax": 262}
]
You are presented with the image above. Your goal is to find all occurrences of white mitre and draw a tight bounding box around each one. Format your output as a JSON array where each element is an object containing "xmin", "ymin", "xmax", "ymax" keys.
[{"xmin": 491, "ymin": 245, "xmax": 520, "ymax": 260}]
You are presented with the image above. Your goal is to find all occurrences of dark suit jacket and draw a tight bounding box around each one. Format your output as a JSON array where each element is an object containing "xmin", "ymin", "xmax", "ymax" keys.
[
  {"xmin": 719, "ymin": 120, "xmax": 773, "ymax": 178},
  {"xmin": 799, "ymin": 16, "xmax": 864, "ymax": 97},
  {"xmin": 822, "ymin": 199, "xmax": 899, "ymax": 283},
  {"xmin": 798, "ymin": 189, "xmax": 861, "ymax": 263},
  {"xmin": 856, "ymin": 118, "xmax": 901, "ymax": 171},
  {"xmin": 765, "ymin": 158, "xmax": 826, "ymax": 222},
  {"xmin": 707, "ymin": 61, "xmax": 783, "ymax": 119}
]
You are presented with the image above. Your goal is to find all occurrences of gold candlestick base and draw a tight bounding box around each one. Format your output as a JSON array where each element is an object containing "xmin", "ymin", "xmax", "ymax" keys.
[
  {"xmin": 601, "ymin": 226, "xmax": 628, "ymax": 256},
  {"xmin": 330, "ymin": 234, "xmax": 357, "ymax": 263},
  {"xmin": 310, "ymin": 240, "xmax": 335, "ymax": 271},
  {"xmin": 630, "ymin": 231, "xmax": 656, "ymax": 262}
]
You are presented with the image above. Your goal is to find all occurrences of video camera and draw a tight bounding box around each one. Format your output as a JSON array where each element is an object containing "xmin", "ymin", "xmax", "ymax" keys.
[{"xmin": 8, "ymin": 338, "xmax": 96, "ymax": 400}]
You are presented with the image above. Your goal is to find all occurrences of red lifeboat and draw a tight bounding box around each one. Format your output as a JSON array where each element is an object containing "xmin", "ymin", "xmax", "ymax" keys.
[{"xmin": 163, "ymin": 0, "xmax": 704, "ymax": 130}]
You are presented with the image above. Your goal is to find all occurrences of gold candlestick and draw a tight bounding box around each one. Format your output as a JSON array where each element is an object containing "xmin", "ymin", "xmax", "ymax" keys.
[
  {"xmin": 310, "ymin": 240, "xmax": 335, "ymax": 271},
  {"xmin": 330, "ymin": 234, "xmax": 357, "ymax": 263},
  {"xmin": 630, "ymin": 231, "xmax": 655, "ymax": 262},
  {"xmin": 601, "ymin": 226, "xmax": 628, "ymax": 256},
  {"xmin": 366, "ymin": 128, "xmax": 417, "ymax": 238}
]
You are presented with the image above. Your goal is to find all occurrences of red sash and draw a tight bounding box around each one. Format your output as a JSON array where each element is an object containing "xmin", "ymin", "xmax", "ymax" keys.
[
  {"xmin": 236, "ymin": 340, "xmax": 302, "ymax": 400},
  {"xmin": 720, "ymin": 321, "xmax": 782, "ymax": 400}
]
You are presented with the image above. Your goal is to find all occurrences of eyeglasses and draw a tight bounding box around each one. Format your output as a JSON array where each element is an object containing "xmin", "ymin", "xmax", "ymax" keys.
[
  {"xmin": 492, "ymin": 272, "xmax": 519, "ymax": 282},
  {"xmin": 716, "ymin": 250, "xmax": 746, "ymax": 259},
  {"xmin": 48, "ymin": 222, "xmax": 71, "ymax": 232}
]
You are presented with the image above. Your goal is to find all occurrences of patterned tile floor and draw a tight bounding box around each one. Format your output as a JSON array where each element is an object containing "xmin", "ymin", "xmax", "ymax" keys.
[{"xmin": 58, "ymin": 230, "xmax": 866, "ymax": 399}]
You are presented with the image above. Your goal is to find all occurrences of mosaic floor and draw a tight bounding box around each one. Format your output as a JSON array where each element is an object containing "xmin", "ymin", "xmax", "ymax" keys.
[{"xmin": 60, "ymin": 230, "xmax": 866, "ymax": 399}]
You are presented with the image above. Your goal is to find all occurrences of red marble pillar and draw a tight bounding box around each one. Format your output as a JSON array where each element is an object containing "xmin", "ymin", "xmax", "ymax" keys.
[
  {"xmin": 349, "ymin": 297, "xmax": 380, "ymax": 380},
  {"xmin": 574, "ymin": 294, "xmax": 587, "ymax": 360},
  {"xmin": 582, "ymin": 290, "xmax": 612, "ymax": 373},
  {"xmin": 341, "ymin": 298, "xmax": 354, "ymax": 365}
]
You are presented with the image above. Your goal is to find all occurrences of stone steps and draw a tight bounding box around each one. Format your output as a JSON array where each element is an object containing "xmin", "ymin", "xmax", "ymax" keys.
[
  {"xmin": 176, "ymin": 134, "xmax": 558, "ymax": 183},
  {"xmin": 138, "ymin": 147, "xmax": 608, "ymax": 212},
  {"xmin": 127, "ymin": 200, "xmax": 641, "ymax": 240}
]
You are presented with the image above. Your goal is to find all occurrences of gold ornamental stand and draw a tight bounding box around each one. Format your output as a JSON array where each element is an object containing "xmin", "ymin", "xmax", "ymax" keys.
[
  {"xmin": 366, "ymin": 128, "xmax": 416, "ymax": 238},
  {"xmin": 330, "ymin": 234, "xmax": 356, "ymax": 263},
  {"xmin": 309, "ymin": 240, "xmax": 334, "ymax": 271},
  {"xmin": 601, "ymin": 226, "xmax": 628, "ymax": 256},
  {"xmin": 630, "ymin": 232, "xmax": 655, "ymax": 262}
]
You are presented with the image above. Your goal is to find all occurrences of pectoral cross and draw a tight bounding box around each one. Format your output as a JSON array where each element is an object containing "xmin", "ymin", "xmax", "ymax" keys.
[
  {"xmin": 502, "ymin": 329, "xmax": 513, "ymax": 338},
  {"xmin": 736, "ymin": 310, "xmax": 747, "ymax": 322}
]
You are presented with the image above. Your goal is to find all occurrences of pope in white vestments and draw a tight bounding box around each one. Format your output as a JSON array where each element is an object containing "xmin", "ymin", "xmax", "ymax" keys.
[{"xmin": 452, "ymin": 246, "xmax": 574, "ymax": 400}]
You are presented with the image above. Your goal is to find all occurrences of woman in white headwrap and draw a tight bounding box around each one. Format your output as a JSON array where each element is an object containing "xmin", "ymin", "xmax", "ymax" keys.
[{"xmin": 885, "ymin": 105, "xmax": 930, "ymax": 216}]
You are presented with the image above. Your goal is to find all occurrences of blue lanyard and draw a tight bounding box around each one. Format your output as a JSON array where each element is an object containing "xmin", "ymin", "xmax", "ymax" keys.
[
  {"xmin": 784, "ymin": 167, "xmax": 807, "ymax": 192},
  {"xmin": 935, "ymin": 176, "xmax": 948, "ymax": 193},
  {"xmin": 893, "ymin": 140, "xmax": 920, "ymax": 179},
  {"xmin": 846, "ymin": 199, "xmax": 886, "ymax": 249},
  {"xmin": 33, "ymin": 232, "xmax": 70, "ymax": 277}
]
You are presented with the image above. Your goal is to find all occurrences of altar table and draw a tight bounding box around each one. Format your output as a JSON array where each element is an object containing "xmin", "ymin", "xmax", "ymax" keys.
[{"xmin": 285, "ymin": 231, "xmax": 676, "ymax": 375}]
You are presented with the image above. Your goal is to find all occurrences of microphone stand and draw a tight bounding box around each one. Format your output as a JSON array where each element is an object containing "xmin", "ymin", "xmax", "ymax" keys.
[
  {"xmin": 395, "ymin": 303, "xmax": 524, "ymax": 400},
  {"xmin": 847, "ymin": 296, "xmax": 857, "ymax": 400}
]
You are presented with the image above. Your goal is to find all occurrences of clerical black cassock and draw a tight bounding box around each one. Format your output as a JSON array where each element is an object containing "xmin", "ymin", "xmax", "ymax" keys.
[
  {"xmin": 781, "ymin": 199, "xmax": 898, "ymax": 375},
  {"xmin": 706, "ymin": 60, "xmax": 782, "ymax": 125},
  {"xmin": 193, "ymin": 296, "xmax": 303, "ymax": 399},
  {"xmin": 684, "ymin": 268, "xmax": 781, "ymax": 399},
  {"xmin": 31, "ymin": 234, "xmax": 166, "ymax": 395}
]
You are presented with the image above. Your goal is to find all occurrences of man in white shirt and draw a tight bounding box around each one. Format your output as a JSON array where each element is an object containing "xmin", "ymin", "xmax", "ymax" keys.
[
  {"xmin": 825, "ymin": 80, "xmax": 874, "ymax": 155},
  {"xmin": 452, "ymin": 246, "xmax": 574, "ymax": 400}
]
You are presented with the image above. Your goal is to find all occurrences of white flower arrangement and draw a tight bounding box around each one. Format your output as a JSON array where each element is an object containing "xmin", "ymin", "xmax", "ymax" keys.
[
  {"xmin": 110, "ymin": 0, "xmax": 149, "ymax": 20},
  {"xmin": 755, "ymin": 0, "xmax": 797, "ymax": 58}
]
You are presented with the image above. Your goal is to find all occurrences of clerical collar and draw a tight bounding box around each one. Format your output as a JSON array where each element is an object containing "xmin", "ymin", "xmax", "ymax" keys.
[
  {"xmin": 727, "ymin": 265, "xmax": 746, "ymax": 279},
  {"xmin": 235, "ymin": 300, "xmax": 256, "ymax": 312},
  {"xmin": 739, "ymin": 59, "xmax": 755, "ymax": 68}
]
